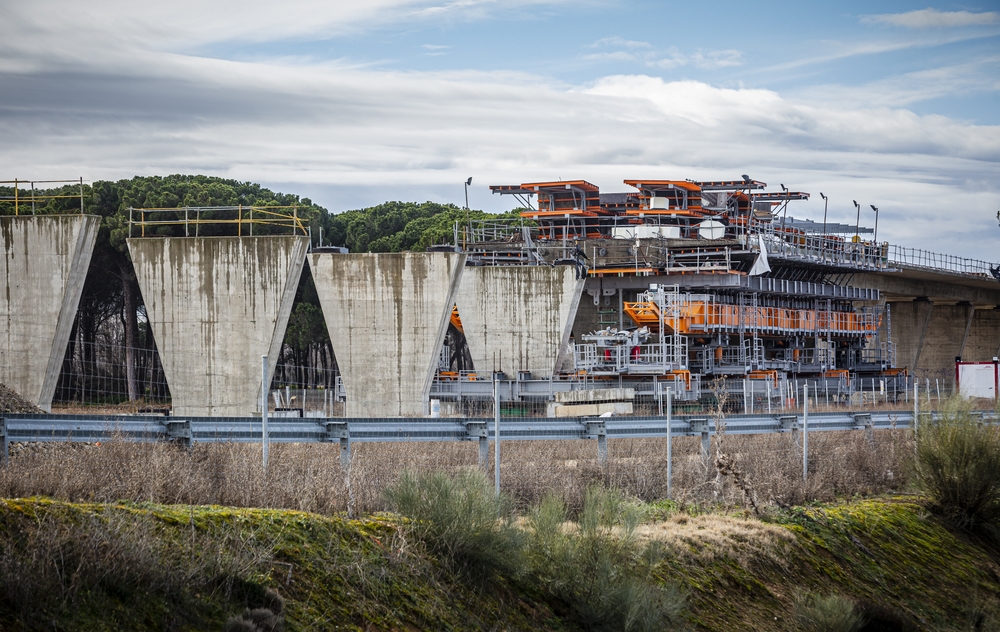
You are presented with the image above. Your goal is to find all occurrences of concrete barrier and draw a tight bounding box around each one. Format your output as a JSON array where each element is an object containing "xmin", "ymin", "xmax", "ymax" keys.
[
  {"xmin": 455, "ymin": 265, "xmax": 584, "ymax": 378},
  {"xmin": 129, "ymin": 236, "xmax": 308, "ymax": 416},
  {"xmin": 1, "ymin": 215, "xmax": 100, "ymax": 411},
  {"xmin": 309, "ymin": 252, "xmax": 465, "ymax": 417}
]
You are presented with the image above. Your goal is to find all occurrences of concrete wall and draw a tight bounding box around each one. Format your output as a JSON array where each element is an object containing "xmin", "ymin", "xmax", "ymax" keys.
[
  {"xmin": 963, "ymin": 308, "xmax": 1000, "ymax": 362},
  {"xmin": 129, "ymin": 236, "xmax": 308, "ymax": 417},
  {"xmin": 309, "ymin": 252, "xmax": 464, "ymax": 417},
  {"xmin": 1, "ymin": 215, "xmax": 100, "ymax": 410},
  {"xmin": 455, "ymin": 265, "xmax": 584, "ymax": 377},
  {"xmin": 888, "ymin": 300, "xmax": 987, "ymax": 380}
]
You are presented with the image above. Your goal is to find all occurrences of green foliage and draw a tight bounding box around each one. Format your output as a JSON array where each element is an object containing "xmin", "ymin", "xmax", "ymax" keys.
[
  {"xmin": 914, "ymin": 397, "xmax": 1000, "ymax": 530},
  {"xmin": 325, "ymin": 200, "xmax": 520, "ymax": 253},
  {"xmin": 284, "ymin": 303, "xmax": 329, "ymax": 350},
  {"xmin": 384, "ymin": 470, "xmax": 526, "ymax": 579},
  {"xmin": 793, "ymin": 593, "xmax": 863, "ymax": 632},
  {"xmin": 526, "ymin": 487, "xmax": 686, "ymax": 632}
]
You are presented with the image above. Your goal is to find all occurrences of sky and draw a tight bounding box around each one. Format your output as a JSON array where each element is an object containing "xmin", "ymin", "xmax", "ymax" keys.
[{"xmin": 1, "ymin": 0, "xmax": 998, "ymax": 260}]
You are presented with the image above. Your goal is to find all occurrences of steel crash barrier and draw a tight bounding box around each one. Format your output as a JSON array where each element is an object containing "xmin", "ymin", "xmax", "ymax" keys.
[{"xmin": 3, "ymin": 410, "xmax": 998, "ymax": 467}]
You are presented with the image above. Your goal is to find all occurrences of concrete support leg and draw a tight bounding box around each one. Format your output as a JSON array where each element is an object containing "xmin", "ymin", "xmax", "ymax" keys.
[
  {"xmin": 309, "ymin": 253, "xmax": 465, "ymax": 417},
  {"xmin": 1, "ymin": 215, "xmax": 100, "ymax": 411},
  {"xmin": 455, "ymin": 265, "xmax": 584, "ymax": 377},
  {"xmin": 129, "ymin": 236, "xmax": 308, "ymax": 417},
  {"xmin": 959, "ymin": 303, "xmax": 975, "ymax": 359}
]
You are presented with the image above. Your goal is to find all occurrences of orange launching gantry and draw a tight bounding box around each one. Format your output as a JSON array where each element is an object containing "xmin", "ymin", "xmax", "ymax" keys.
[{"xmin": 465, "ymin": 176, "xmax": 898, "ymax": 398}]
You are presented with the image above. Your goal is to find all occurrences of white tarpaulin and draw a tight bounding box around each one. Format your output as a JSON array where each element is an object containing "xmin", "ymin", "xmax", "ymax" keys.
[{"xmin": 749, "ymin": 234, "xmax": 771, "ymax": 276}]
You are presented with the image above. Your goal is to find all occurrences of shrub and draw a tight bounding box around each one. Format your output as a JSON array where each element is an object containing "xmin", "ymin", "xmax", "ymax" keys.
[
  {"xmin": 914, "ymin": 398, "xmax": 1000, "ymax": 529},
  {"xmin": 526, "ymin": 487, "xmax": 687, "ymax": 632},
  {"xmin": 794, "ymin": 592, "xmax": 863, "ymax": 632},
  {"xmin": 384, "ymin": 470, "xmax": 525, "ymax": 578}
]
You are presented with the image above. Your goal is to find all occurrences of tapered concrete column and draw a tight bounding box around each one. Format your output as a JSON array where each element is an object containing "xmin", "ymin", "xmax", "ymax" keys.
[
  {"xmin": 309, "ymin": 252, "xmax": 464, "ymax": 417},
  {"xmin": 129, "ymin": 236, "xmax": 308, "ymax": 417},
  {"xmin": 455, "ymin": 265, "xmax": 584, "ymax": 377},
  {"xmin": 1, "ymin": 215, "xmax": 100, "ymax": 411}
]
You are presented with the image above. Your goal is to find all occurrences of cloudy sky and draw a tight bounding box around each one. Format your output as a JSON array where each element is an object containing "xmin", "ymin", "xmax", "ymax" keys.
[{"xmin": 1, "ymin": 0, "xmax": 998, "ymax": 259}]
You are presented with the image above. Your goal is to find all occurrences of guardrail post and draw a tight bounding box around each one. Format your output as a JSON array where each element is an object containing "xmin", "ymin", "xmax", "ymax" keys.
[
  {"xmin": 164, "ymin": 419, "xmax": 191, "ymax": 447},
  {"xmin": 0, "ymin": 417, "xmax": 7, "ymax": 466},
  {"xmin": 690, "ymin": 418, "xmax": 710, "ymax": 463},
  {"xmin": 324, "ymin": 421, "xmax": 350, "ymax": 467},
  {"xmin": 584, "ymin": 420, "xmax": 608, "ymax": 464},
  {"xmin": 465, "ymin": 421, "xmax": 489, "ymax": 468}
]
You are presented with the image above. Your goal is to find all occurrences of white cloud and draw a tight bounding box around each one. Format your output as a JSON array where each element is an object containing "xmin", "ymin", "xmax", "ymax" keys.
[
  {"xmin": 863, "ymin": 7, "xmax": 999, "ymax": 28},
  {"xmin": 0, "ymin": 2, "xmax": 997, "ymax": 260},
  {"xmin": 590, "ymin": 36, "xmax": 652, "ymax": 49}
]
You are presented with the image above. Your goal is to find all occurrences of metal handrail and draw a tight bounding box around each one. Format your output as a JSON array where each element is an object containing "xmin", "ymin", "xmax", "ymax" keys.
[
  {"xmin": 128, "ymin": 206, "xmax": 307, "ymax": 237},
  {"xmin": 888, "ymin": 244, "xmax": 999, "ymax": 278},
  {"xmin": 0, "ymin": 178, "xmax": 86, "ymax": 216}
]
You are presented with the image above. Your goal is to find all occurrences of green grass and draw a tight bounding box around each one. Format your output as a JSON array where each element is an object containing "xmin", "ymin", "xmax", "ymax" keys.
[{"xmin": 2, "ymin": 494, "xmax": 1000, "ymax": 631}]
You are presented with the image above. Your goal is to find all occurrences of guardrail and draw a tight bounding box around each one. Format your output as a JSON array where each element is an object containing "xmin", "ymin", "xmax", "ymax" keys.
[
  {"xmin": 888, "ymin": 244, "xmax": 1000, "ymax": 279},
  {"xmin": 4, "ymin": 410, "xmax": 996, "ymax": 468}
]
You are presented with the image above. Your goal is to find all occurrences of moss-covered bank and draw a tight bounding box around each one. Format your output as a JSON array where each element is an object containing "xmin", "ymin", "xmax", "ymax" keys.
[{"xmin": 2, "ymin": 496, "xmax": 999, "ymax": 631}]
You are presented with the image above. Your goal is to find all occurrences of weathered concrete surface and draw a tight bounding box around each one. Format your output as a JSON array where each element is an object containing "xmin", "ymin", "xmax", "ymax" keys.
[
  {"xmin": 554, "ymin": 387, "xmax": 634, "ymax": 404},
  {"xmin": 129, "ymin": 236, "xmax": 308, "ymax": 417},
  {"xmin": 309, "ymin": 252, "xmax": 465, "ymax": 417},
  {"xmin": 963, "ymin": 308, "xmax": 1000, "ymax": 362},
  {"xmin": 1, "ymin": 215, "xmax": 100, "ymax": 411},
  {"xmin": 455, "ymin": 265, "xmax": 584, "ymax": 378}
]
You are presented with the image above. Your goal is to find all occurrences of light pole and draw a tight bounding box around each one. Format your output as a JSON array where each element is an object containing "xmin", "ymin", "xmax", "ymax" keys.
[
  {"xmin": 853, "ymin": 200, "xmax": 860, "ymax": 241},
  {"xmin": 819, "ymin": 192, "xmax": 828, "ymax": 235},
  {"xmin": 870, "ymin": 204, "xmax": 879, "ymax": 244},
  {"xmin": 464, "ymin": 177, "xmax": 472, "ymax": 249},
  {"xmin": 780, "ymin": 183, "xmax": 789, "ymax": 230}
]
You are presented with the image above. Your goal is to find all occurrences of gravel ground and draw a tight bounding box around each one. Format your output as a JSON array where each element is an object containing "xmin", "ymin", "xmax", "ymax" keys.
[{"xmin": 0, "ymin": 382, "xmax": 43, "ymax": 413}]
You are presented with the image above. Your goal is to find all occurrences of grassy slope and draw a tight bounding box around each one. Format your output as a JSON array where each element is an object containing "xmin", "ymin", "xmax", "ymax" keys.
[
  {"xmin": 0, "ymin": 498, "xmax": 568, "ymax": 632},
  {"xmin": 666, "ymin": 499, "xmax": 1000, "ymax": 630},
  {"xmin": 2, "ymin": 497, "xmax": 999, "ymax": 631}
]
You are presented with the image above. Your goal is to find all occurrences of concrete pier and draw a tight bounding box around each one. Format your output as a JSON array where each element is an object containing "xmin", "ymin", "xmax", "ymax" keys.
[
  {"xmin": 455, "ymin": 265, "xmax": 584, "ymax": 377},
  {"xmin": 128, "ymin": 236, "xmax": 308, "ymax": 416},
  {"xmin": 1, "ymin": 215, "xmax": 100, "ymax": 410},
  {"xmin": 309, "ymin": 252, "xmax": 464, "ymax": 417}
]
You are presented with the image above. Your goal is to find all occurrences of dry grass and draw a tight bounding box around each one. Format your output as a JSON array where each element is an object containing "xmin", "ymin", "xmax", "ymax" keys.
[{"xmin": 0, "ymin": 428, "xmax": 911, "ymax": 514}]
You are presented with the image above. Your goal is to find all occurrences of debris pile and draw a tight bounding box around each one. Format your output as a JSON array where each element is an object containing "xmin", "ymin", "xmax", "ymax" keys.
[{"xmin": 0, "ymin": 382, "xmax": 43, "ymax": 413}]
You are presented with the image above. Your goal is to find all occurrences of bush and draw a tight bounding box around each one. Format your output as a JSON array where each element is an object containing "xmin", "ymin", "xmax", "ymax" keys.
[
  {"xmin": 794, "ymin": 592, "xmax": 863, "ymax": 632},
  {"xmin": 384, "ymin": 470, "xmax": 525, "ymax": 578},
  {"xmin": 914, "ymin": 398, "xmax": 1000, "ymax": 530},
  {"xmin": 526, "ymin": 487, "xmax": 687, "ymax": 632}
]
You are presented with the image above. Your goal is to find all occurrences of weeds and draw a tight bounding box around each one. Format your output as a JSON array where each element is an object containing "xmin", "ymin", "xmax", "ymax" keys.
[
  {"xmin": 914, "ymin": 397, "xmax": 1000, "ymax": 530},
  {"xmin": 387, "ymin": 472, "xmax": 687, "ymax": 631},
  {"xmin": 384, "ymin": 470, "xmax": 525, "ymax": 579},
  {"xmin": 793, "ymin": 592, "xmax": 863, "ymax": 632}
]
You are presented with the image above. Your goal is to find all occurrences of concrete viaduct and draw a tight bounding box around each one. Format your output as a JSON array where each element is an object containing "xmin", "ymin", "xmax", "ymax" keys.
[{"xmin": 2, "ymin": 216, "xmax": 998, "ymax": 416}]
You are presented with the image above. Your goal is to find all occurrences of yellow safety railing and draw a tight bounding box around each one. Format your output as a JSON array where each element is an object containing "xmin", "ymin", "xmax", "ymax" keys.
[
  {"xmin": 128, "ymin": 205, "xmax": 308, "ymax": 238},
  {"xmin": 0, "ymin": 178, "xmax": 85, "ymax": 216}
]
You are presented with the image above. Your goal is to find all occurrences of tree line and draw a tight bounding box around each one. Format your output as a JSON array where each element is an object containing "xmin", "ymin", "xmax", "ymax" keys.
[{"xmin": 1, "ymin": 174, "xmax": 510, "ymax": 403}]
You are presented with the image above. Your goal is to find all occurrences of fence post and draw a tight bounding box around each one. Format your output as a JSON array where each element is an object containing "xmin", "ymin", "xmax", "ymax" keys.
[
  {"xmin": 494, "ymin": 378, "xmax": 500, "ymax": 496},
  {"xmin": 802, "ymin": 383, "xmax": 809, "ymax": 482},
  {"xmin": 666, "ymin": 389, "xmax": 673, "ymax": 500},
  {"xmin": 261, "ymin": 355, "xmax": 269, "ymax": 471},
  {"xmin": 914, "ymin": 380, "xmax": 919, "ymax": 437}
]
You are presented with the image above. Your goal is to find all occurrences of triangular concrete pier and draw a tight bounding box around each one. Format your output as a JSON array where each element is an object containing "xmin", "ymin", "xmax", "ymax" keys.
[
  {"xmin": 128, "ymin": 236, "xmax": 308, "ymax": 417},
  {"xmin": 455, "ymin": 265, "xmax": 584, "ymax": 378},
  {"xmin": 309, "ymin": 252, "xmax": 465, "ymax": 417},
  {"xmin": 1, "ymin": 215, "xmax": 100, "ymax": 411}
]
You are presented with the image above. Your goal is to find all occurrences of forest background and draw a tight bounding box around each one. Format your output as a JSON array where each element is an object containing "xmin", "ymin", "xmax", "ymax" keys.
[{"xmin": 0, "ymin": 174, "xmax": 513, "ymax": 403}]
